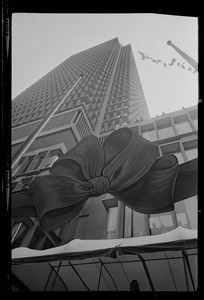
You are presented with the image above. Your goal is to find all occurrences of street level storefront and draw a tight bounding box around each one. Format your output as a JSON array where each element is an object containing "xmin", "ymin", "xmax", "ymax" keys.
[{"xmin": 12, "ymin": 227, "xmax": 197, "ymax": 291}]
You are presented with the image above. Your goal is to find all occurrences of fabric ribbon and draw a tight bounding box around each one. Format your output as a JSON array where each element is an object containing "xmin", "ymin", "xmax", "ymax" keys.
[{"xmin": 12, "ymin": 127, "xmax": 197, "ymax": 232}]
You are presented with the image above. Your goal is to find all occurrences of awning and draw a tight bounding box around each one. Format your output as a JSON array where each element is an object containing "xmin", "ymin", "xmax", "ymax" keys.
[{"xmin": 12, "ymin": 227, "xmax": 197, "ymax": 291}]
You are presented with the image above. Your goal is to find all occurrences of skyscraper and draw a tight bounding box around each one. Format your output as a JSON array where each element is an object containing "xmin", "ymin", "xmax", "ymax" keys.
[{"xmin": 12, "ymin": 38, "xmax": 149, "ymax": 138}]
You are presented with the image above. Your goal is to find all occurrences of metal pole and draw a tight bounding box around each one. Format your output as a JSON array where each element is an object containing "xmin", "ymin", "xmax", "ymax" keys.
[
  {"xmin": 167, "ymin": 40, "xmax": 198, "ymax": 71},
  {"xmin": 12, "ymin": 74, "xmax": 83, "ymax": 169}
]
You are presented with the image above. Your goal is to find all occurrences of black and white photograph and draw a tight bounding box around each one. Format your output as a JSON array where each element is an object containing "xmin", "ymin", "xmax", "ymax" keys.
[{"xmin": 4, "ymin": 9, "xmax": 199, "ymax": 293}]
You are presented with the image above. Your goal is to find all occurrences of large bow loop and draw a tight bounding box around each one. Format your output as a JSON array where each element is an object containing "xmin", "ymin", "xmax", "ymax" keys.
[
  {"xmin": 52, "ymin": 135, "xmax": 104, "ymax": 180},
  {"xmin": 102, "ymin": 128, "xmax": 159, "ymax": 191}
]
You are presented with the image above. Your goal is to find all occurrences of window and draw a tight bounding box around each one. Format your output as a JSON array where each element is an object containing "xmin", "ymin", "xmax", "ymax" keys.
[
  {"xmin": 124, "ymin": 206, "xmax": 132, "ymax": 237},
  {"xmin": 175, "ymin": 121, "xmax": 192, "ymax": 135},
  {"xmin": 100, "ymin": 124, "xmax": 106, "ymax": 133},
  {"xmin": 124, "ymin": 206, "xmax": 148, "ymax": 237},
  {"xmin": 12, "ymin": 146, "xmax": 64, "ymax": 176},
  {"xmin": 44, "ymin": 155, "xmax": 59, "ymax": 168},
  {"xmin": 192, "ymin": 118, "xmax": 198, "ymax": 129},
  {"xmin": 175, "ymin": 197, "xmax": 197, "ymax": 230},
  {"xmin": 106, "ymin": 122, "xmax": 112, "ymax": 131},
  {"xmin": 173, "ymin": 152, "xmax": 185, "ymax": 164},
  {"xmin": 12, "ymin": 157, "xmax": 26, "ymax": 176},
  {"xmin": 160, "ymin": 142, "xmax": 180, "ymax": 157},
  {"xmin": 122, "ymin": 118, "xmax": 129, "ymax": 126},
  {"xmin": 149, "ymin": 212, "xmax": 175, "ymax": 235},
  {"xmin": 158, "ymin": 126, "xmax": 175, "ymax": 140},
  {"xmin": 185, "ymin": 148, "xmax": 197, "ymax": 160},
  {"xmin": 11, "ymin": 222, "xmax": 29, "ymax": 248},
  {"xmin": 106, "ymin": 207, "xmax": 118, "ymax": 239},
  {"xmin": 117, "ymin": 103, "xmax": 122, "ymax": 110},
  {"xmin": 116, "ymin": 111, "xmax": 121, "ymax": 118},
  {"xmin": 123, "ymin": 108, "xmax": 128, "ymax": 116},
  {"xmin": 19, "ymin": 155, "xmax": 36, "ymax": 174},
  {"xmin": 109, "ymin": 113, "xmax": 114, "ymax": 120},
  {"xmin": 174, "ymin": 201, "xmax": 192, "ymax": 229},
  {"xmin": 115, "ymin": 120, "xmax": 121, "ymax": 130},
  {"xmin": 132, "ymin": 211, "xmax": 147, "ymax": 237},
  {"xmin": 142, "ymin": 130, "xmax": 157, "ymax": 142},
  {"xmin": 30, "ymin": 151, "xmax": 48, "ymax": 170},
  {"xmin": 176, "ymin": 213, "xmax": 188, "ymax": 227}
]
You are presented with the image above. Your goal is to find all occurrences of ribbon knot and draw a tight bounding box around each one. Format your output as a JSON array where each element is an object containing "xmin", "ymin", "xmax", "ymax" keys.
[{"xmin": 89, "ymin": 176, "xmax": 110, "ymax": 197}]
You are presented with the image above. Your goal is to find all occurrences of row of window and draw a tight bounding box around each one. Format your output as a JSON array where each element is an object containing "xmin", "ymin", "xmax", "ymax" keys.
[
  {"xmin": 101, "ymin": 117, "xmax": 130, "ymax": 132},
  {"xmin": 103, "ymin": 107, "xmax": 129, "ymax": 122},
  {"xmin": 12, "ymin": 148, "xmax": 63, "ymax": 179},
  {"xmin": 142, "ymin": 119, "xmax": 197, "ymax": 141},
  {"xmin": 106, "ymin": 195, "xmax": 197, "ymax": 239},
  {"xmin": 101, "ymin": 112, "xmax": 197, "ymax": 137},
  {"xmin": 11, "ymin": 191, "xmax": 197, "ymax": 251}
]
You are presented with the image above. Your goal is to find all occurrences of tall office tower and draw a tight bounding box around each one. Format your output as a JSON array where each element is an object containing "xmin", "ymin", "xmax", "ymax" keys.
[{"xmin": 12, "ymin": 38, "xmax": 149, "ymax": 139}]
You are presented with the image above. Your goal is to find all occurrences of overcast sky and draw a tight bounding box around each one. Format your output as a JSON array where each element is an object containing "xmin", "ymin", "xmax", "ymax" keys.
[{"xmin": 12, "ymin": 13, "xmax": 198, "ymax": 117}]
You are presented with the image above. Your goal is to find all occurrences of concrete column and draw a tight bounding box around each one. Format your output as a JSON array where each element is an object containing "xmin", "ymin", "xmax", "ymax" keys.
[{"xmin": 170, "ymin": 116, "xmax": 179, "ymax": 136}]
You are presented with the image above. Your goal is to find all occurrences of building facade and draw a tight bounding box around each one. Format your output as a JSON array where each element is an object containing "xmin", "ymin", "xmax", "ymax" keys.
[{"xmin": 11, "ymin": 38, "xmax": 198, "ymax": 291}]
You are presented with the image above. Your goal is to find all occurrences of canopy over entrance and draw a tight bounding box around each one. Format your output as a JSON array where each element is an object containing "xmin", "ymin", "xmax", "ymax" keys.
[{"xmin": 12, "ymin": 227, "xmax": 197, "ymax": 291}]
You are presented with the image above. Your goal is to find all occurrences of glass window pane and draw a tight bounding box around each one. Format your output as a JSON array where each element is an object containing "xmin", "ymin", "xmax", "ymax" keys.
[
  {"xmin": 133, "ymin": 211, "xmax": 147, "ymax": 237},
  {"xmin": 192, "ymin": 118, "xmax": 198, "ymax": 129},
  {"xmin": 124, "ymin": 206, "xmax": 132, "ymax": 237},
  {"xmin": 44, "ymin": 155, "xmax": 59, "ymax": 167},
  {"xmin": 183, "ymin": 196, "xmax": 197, "ymax": 229},
  {"xmin": 106, "ymin": 207, "xmax": 118, "ymax": 239},
  {"xmin": 22, "ymin": 156, "xmax": 36, "ymax": 173},
  {"xmin": 32, "ymin": 151, "xmax": 48, "ymax": 170},
  {"xmin": 12, "ymin": 163, "xmax": 23, "ymax": 176},
  {"xmin": 175, "ymin": 121, "xmax": 192, "ymax": 134},
  {"xmin": 174, "ymin": 201, "xmax": 192, "ymax": 229},
  {"xmin": 158, "ymin": 126, "xmax": 175, "ymax": 139},
  {"xmin": 142, "ymin": 130, "xmax": 157, "ymax": 141},
  {"xmin": 173, "ymin": 152, "xmax": 185, "ymax": 164},
  {"xmin": 185, "ymin": 148, "xmax": 197, "ymax": 160},
  {"xmin": 149, "ymin": 213, "xmax": 174, "ymax": 235},
  {"xmin": 176, "ymin": 213, "xmax": 188, "ymax": 227}
]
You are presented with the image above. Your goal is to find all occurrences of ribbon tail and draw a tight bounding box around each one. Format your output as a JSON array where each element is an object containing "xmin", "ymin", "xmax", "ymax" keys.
[
  {"xmin": 173, "ymin": 158, "xmax": 198, "ymax": 202},
  {"xmin": 12, "ymin": 175, "xmax": 91, "ymax": 232},
  {"xmin": 111, "ymin": 155, "xmax": 179, "ymax": 214},
  {"xmin": 12, "ymin": 190, "xmax": 37, "ymax": 218}
]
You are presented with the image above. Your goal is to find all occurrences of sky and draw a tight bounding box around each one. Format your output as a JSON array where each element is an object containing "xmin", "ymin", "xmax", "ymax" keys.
[{"xmin": 12, "ymin": 13, "xmax": 198, "ymax": 118}]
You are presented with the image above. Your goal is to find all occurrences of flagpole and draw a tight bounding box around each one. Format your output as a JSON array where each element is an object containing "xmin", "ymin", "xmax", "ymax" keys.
[
  {"xmin": 12, "ymin": 74, "xmax": 83, "ymax": 170},
  {"xmin": 167, "ymin": 41, "xmax": 198, "ymax": 71}
]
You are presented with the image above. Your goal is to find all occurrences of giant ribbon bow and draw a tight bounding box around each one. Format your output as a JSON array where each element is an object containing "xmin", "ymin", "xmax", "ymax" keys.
[{"xmin": 12, "ymin": 128, "xmax": 197, "ymax": 232}]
